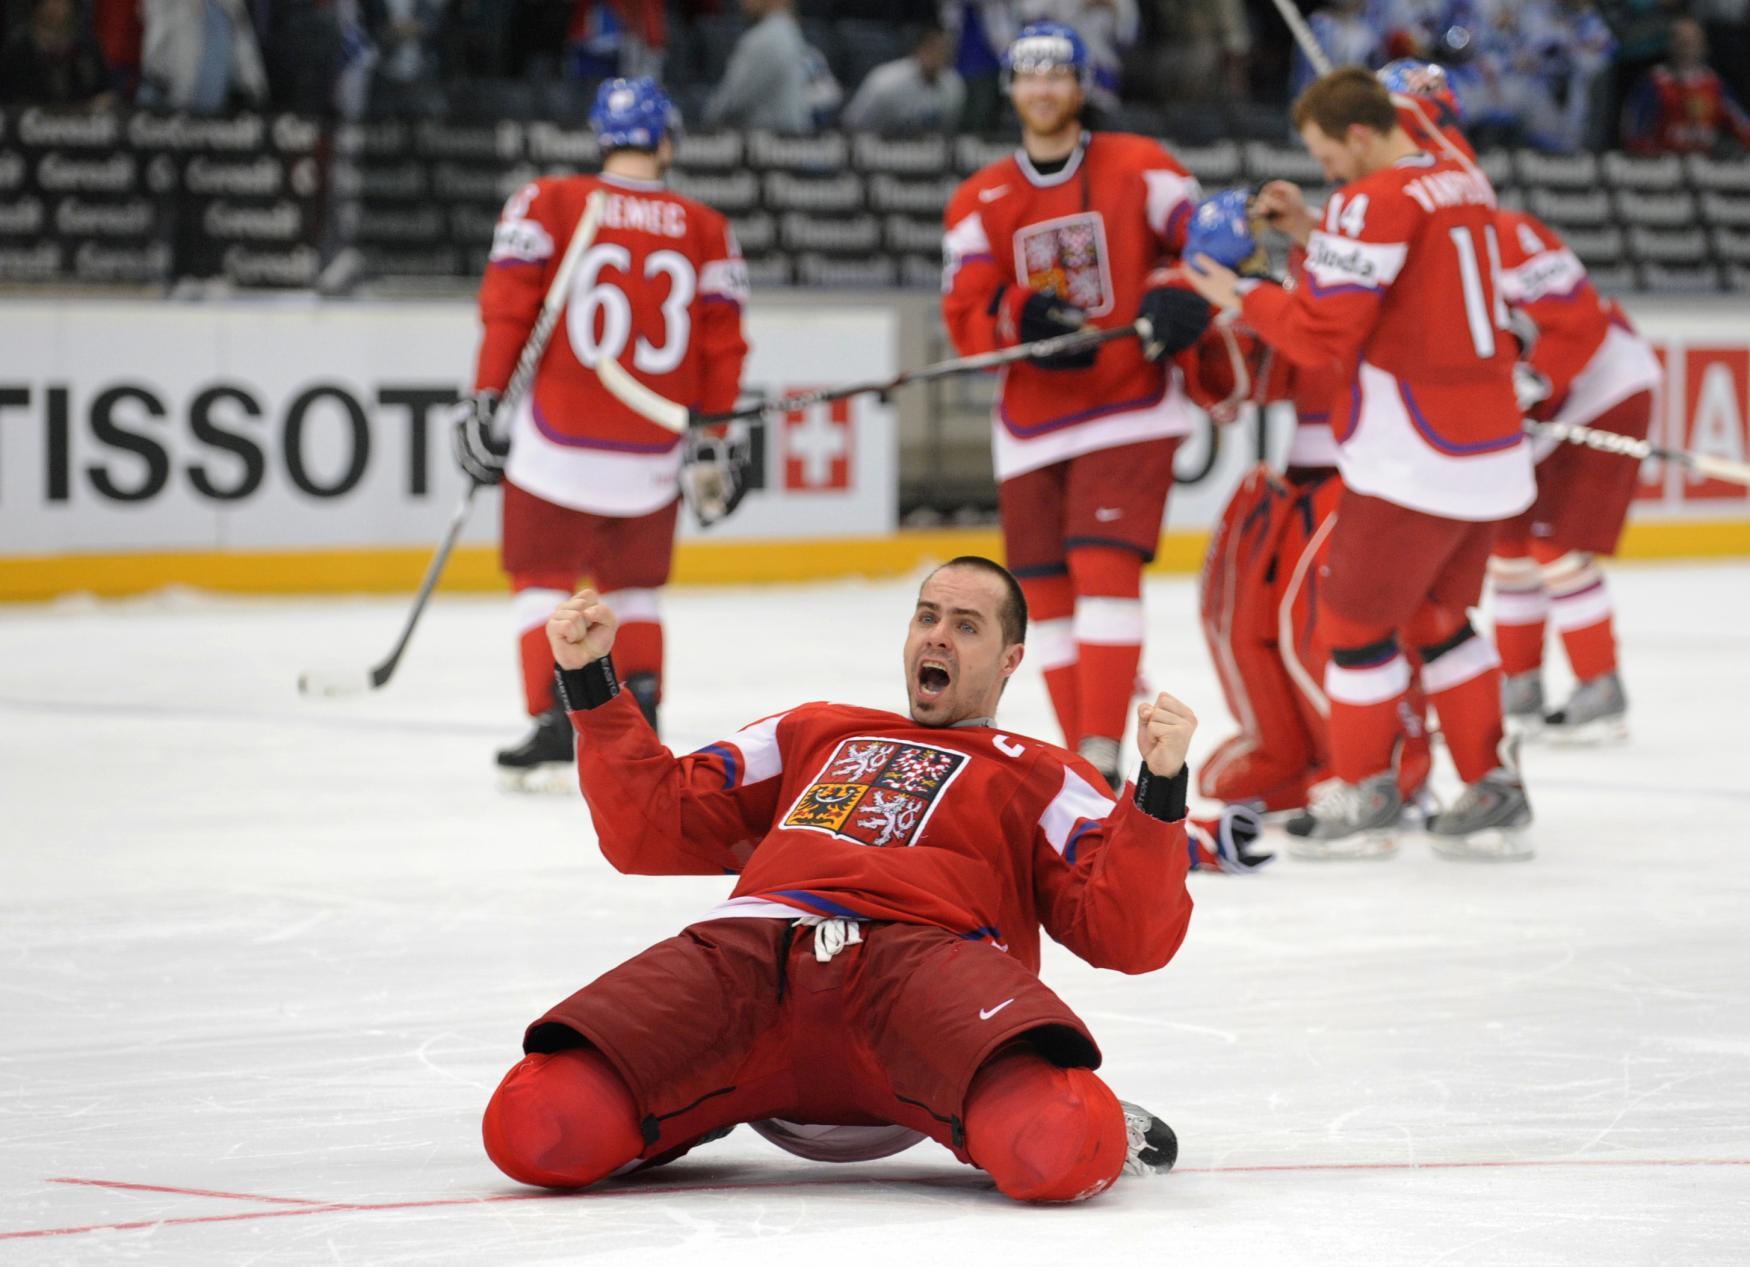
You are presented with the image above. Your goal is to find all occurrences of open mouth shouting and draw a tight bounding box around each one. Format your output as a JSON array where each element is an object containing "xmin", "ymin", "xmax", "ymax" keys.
[{"xmin": 915, "ymin": 658, "xmax": 953, "ymax": 704}]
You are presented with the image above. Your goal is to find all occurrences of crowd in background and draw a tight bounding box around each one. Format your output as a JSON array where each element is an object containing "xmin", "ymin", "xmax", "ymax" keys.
[{"xmin": 2, "ymin": 0, "xmax": 1748, "ymax": 154}]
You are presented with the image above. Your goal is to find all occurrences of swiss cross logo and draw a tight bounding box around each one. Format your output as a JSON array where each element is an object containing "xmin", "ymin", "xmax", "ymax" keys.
[
  {"xmin": 783, "ymin": 397, "xmax": 852, "ymax": 490},
  {"xmin": 781, "ymin": 737, "xmax": 968, "ymax": 848},
  {"xmin": 1013, "ymin": 212, "xmax": 1113, "ymax": 316}
]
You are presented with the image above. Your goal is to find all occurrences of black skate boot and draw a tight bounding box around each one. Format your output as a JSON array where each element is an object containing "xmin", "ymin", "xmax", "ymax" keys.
[
  {"xmin": 1119, "ymin": 1101, "xmax": 1178, "ymax": 1175},
  {"xmin": 496, "ymin": 706, "xmax": 574, "ymax": 793}
]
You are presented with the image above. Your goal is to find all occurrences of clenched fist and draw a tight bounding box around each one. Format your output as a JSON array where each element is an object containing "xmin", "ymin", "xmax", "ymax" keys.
[
  {"xmin": 1136, "ymin": 691, "xmax": 1197, "ymax": 778},
  {"xmin": 547, "ymin": 589, "xmax": 618, "ymax": 670}
]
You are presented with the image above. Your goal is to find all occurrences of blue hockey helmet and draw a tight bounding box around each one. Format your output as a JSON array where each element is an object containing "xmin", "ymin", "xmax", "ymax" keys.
[
  {"xmin": 589, "ymin": 76, "xmax": 678, "ymax": 151},
  {"xmin": 1377, "ymin": 59, "xmax": 1464, "ymax": 122},
  {"xmin": 1003, "ymin": 21, "xmax": 1091, "ymax": 88},
  {"xmin": 1184, "ymin": 189, "xmax": 1262, "ymax": 275}
]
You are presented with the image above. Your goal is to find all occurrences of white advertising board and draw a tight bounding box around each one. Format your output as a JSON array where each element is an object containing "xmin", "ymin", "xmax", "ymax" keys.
[{"xmin": 0, "ymin": 300, "xmax": 897, "ymax": 557}]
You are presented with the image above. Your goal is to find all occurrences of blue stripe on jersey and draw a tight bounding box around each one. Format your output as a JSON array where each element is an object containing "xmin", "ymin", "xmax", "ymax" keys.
[
  {"xmin": 1064, "ymin": 820, "xmax": 1098, "ymax": 865},
  {"xmin": 771, "ymin": 890, "xmax": 866, "ymax": 919},
  {"xmin": 700, "ymin": 742, "xmax": 739, "ymax": 789}
]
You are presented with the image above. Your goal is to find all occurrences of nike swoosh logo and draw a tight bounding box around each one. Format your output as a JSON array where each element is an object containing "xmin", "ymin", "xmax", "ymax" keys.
[
  {"xmin": 978, "ymin": 185, "xmax": 1009, "ymax": 203},
  {"xmin": 979, "ymin": 998, "xmax": 1016, "ymax": 1021}
]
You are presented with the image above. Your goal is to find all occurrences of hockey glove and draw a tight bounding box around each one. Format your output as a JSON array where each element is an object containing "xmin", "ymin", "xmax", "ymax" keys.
[
  {"xmin": 1513, "ymin": 363, "xmax": 1553, "ymax": 415},
  {"xmin": 450, "ymin": 390, "xmax": 509, "ymax": 486},
  {"xmin": 680, "ymin": 423, "xmax": 754, "ymax": 529},
  {"xmin": 1019, "ymin": 291, "xmax": 1097, "ymax": 371},
  {"xmin": 1187, "ymin": 805, "xmax": 1273, "ymax": 874},
  {"xmin": 1138, "ymin": 287, "xmax": 1214, "ymax": 362}
]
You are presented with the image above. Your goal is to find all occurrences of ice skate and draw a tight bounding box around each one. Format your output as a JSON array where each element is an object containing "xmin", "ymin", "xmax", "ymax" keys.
[
  {"xmin": 1118, "ymin": 1101, "xmax": 1178, "ymax": 1176},
  {"xmin": 1500, "ymin": 670, "xmax": 1546, "ymax": 738},
  {"xmin": 1543, "ymin": 671, "xmax": 1628, "ymax": 746},
  {"xmin": 496, "ymin": 706, "xmax": 575, "ymax": 793},
  {"xmin": 1077, "ymin": 736, "xmax": 1123, "ymax": 793},
  {"xmin": 1283, "ymin": 771, "xmax": 1402, "ymax": 859},
  {"xmin": 1427, "ymin": 737, "xmax": 1534, "ymax": 861}
]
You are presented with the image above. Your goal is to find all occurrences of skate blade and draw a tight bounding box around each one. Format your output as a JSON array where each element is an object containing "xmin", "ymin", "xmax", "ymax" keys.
[
  {"xmin": 1428, "ymin": 826, "xmax": 1534, "ymax": 862},
  {"xmin": 1542, "ymin": 716, "xmax": 1628, "ymax": 748},
  {"xmin": 1504, "ymin": 713, "xmax": 1546, "ymax": 741},
  {"xmin": 497, "ymin": 763, "xmax": 577, "ymax": 795},
  {"xmin": 1286, "ymin": 830, "xmax": 1399, "ymax": 861}
]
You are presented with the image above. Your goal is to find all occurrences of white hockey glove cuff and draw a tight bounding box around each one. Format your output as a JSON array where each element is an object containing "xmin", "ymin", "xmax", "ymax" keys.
[
  {"xmin": 680, "ymin": 423, "xmax": 753, "ymax": 529},
  {"xmin": 450, "ymin": 390, "xmax": 508, "ymax": 486}
]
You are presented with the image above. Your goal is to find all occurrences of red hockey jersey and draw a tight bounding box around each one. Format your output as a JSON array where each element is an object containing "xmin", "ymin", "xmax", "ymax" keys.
[
  {"xmin": 942, "ymin": 132, "xmax": 1202, "ymax": 480},
  {"xmin": 1495, "ymin": 209, "xmax": 1661, "ymax": 433},
  {"xmin": 1239, "ymin": 153, "xmax": 1532, "ymax": 521},
  {"xmin": 474, "ymin": 171, "xmax": 749, "ymax": 516},
  {"xmin": 569, "ymin": 691, "xmax": 1194, "ymax": 977}
]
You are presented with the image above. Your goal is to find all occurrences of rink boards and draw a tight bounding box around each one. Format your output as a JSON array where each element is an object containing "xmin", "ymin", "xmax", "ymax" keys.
[{"xmin": 1, "ymin": 295, "xmax": 1747, "ymax": 598}]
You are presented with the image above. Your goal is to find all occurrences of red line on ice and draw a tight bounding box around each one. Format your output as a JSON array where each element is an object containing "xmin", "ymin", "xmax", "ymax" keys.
[
  {"xmin": 5, "ymin": 1158, "xmax": 1748, "ymax": 1242},
  {"xmin": 47, "ymin": 1177, "xmax": 328, "ymax": 1206}
]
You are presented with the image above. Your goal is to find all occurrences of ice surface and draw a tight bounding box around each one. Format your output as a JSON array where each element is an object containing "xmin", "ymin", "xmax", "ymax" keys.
[{"xmin": 3, "ymin": 566, "xmax": 1749, "ymax": 1263}]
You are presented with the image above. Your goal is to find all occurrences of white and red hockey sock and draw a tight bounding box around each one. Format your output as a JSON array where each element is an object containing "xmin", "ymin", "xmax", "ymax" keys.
[
  {"xmin": 1418, "ymin": 622, "xmax": 1506, "ymax": 785},
  {"xmin": 1068, "ymin": 547, "xmax": 1144, "ymax": 752},
  {"xmin": 1487, "ymin": 549, "xmax": 1549, "ymax": 676},
  {"xmin": 1536, "ymin": 548, "xmax": 1618, "ymax": 683},
  {"xmin": 511, "ymin": 575, "xmax": 573, "ymax": 716},
  {"xmin": 963, "ymin": 1046, "xmax": 1126, "ymax": 1203},
  {"xmin": 482, "ymin": 1048, "xmax": 644, "ymax": 1189},
  {"xmin": 599, "ymin": 587, "xmax": 664, "ymax": 700},
  {"xmin": 1324, "ymin": 637, "xmax": 1411, "ymax": 786},
  {"xmin": 1020, "ymin": 572, "xmax": 1079, "ymax": 747}
]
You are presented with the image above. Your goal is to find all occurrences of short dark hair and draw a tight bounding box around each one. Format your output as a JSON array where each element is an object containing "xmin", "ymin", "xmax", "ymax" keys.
[
  {"xmin": 930, "ymin": 556, "xmax": 1028, "ymax": 646},
  {"xmin": 1292, "ymin": 67, "xmax": 1399, "ymax": 139}
]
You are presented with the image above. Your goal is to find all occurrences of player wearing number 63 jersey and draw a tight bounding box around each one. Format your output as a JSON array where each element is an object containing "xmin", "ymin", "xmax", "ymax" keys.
[
  {"xmin": 1187, "ymin": 69, "xmax": 1535, "ymax": 858},
  {"xmin": 460, "ymin": 77, "xmax": 750, "ymax": 787}
]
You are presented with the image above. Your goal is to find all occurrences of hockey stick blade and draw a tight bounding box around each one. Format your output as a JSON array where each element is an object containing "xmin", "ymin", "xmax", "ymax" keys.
[
  {"xmin": 597, "ymin": 351, "xmax": 691, "ymax": 433},
  {"xmin": 1689, "ymin": 452, "xmax": 1750, "ymax": 487}
]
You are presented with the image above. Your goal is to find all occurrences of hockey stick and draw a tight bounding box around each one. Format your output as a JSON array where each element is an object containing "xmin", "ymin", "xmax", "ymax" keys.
[
  {"xmin": 597, "ymin": 318, "xmax": 1154, "ymax": 434},
  {"xmin": 297, "ymin": 191, "xmax": 609, "ymax": 697},
  {"xmin": 1268, "ymin": 0, "xmax": 1333, "ymax": 76},
  {"xmin": 1531, "ymin": 419, "xmax": 1750, "ymax": 488}
]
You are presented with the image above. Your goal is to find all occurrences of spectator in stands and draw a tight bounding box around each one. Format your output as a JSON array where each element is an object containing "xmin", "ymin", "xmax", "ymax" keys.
[
  {"xmin": 0, "ymin": 0, "xmax": 113, "ymax": 106},
  {"xmin": 703, "ymin": 0, "xmax": 813, "ymax": 132},
  {"xmin": 371, "ymin": 0, "xmax": 446, "ymax": 114},
  {"xmin": 841, "ymin": 25, "xmax": 965, "ymax": 133},
  {"xmin": 1134, "ymin": 0, "xmax": 1249, "ymax": 105},
  {"xmin": 139, "ymin": 0, "xmax": 268, "ymax": 114},
  {"xmin": 1018, "ymin": 0, "xmax": 1138, "ymax": 117},
  {"xmin": 943, "ymin": 0, "xmax": 1018, "ymax": 133},
  {"xmin": 1289, "ymin": 0, "xmax": 1380, "ymax": 99},
  {"xmin": 1622, "ymin": 16, "xmax": 1750, "ymax": 154},
  {"xmin": 1516, "ymin": 0, "xmax": 1614, "ymax": 152}
]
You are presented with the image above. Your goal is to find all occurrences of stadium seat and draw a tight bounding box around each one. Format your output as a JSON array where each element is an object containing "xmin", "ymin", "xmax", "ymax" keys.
[
  {"xmin": 780, "ymin": 211, "xmax": 882, "ymax": 252},
  {"xmin": 865, "ymin": 173, "xmax": 956, "ymax": 215},
  {"xmin": 882, "ymin": 214, "xmax": 941, "ymax": 253},
  {"xmin": 1528, "ymin": 187, "xmax": 1613, "ymax": 228},
  {"xmin": 675, "ymin": 131, "xmax": 744, "ymax": 172},
  {"xmin": 1559, "ymin": 224, "xmax": 1627, "ymax": 266},
  {"xmin": 1512, "ymin": 149, "xmax": 1598, "ymax": 190},
  {"xmin": 852, "ymin": 134, "xmax": 950, "ymax": 175},
  {"xmin": 1243, "ymin": 141, "xmax": 1323, "ymax": 185},
  {"xmin": 730, "ymin": 211, "xmax": 778, "ymax": 254},
  {"xmin": 955, "ymin": 135, "xmax": 1014, "ymax": 175},
  {"xmin": 795, "ymin": 252, "xmax": 898, "ymax": 285},
  {"xmin": 1601, "ymin": 152, "xmax": 1685, "ymax": 192},
  {"xmin": 764, "ymin": 171, "xmax": 866, "ymax": 213},
  {"xmin": 1700, "ymin": 191, "xmax": 1750, "ymax": 228},
  {"xmin": 749, "ymin": 131, "xmax": 850, "ymax": 172},
  {"xmin": 670, "ymin": 170, "xmax": 761, "ymax": 215},
  {"xmin": 1613, "ymin": 189, "xmax": 1698, "ymax": 229},
  {"xmin": 1683, "ymin": 154, "xmax": 1750, "ymax": 193},
  {"xmin": 1637, "ymin": 260, "xmax": 1723, "ymax": 292},
  {"xmin": 1174, "ymin": 140, "xmax": 1243, "ymax": 186},
  {"xmin": 1627, "ymin": 226, "xmax": 1710, "ymax": 265}
]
